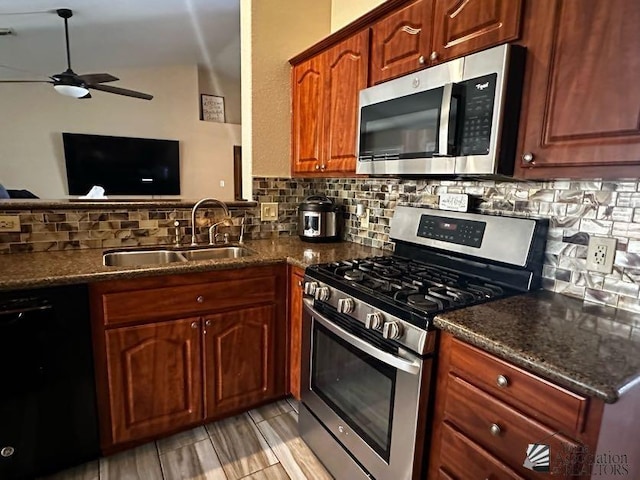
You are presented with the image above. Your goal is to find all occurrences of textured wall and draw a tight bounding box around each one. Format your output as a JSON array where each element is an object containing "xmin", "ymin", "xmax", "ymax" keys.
[
  {"xmin": 0, "ymin": 65, "xmax": 240, "ymax": 200},
  {"xmin": 241, "ymin": 0, "xmax": 332, "ymax": 179},
  {"xmin": 252, "ymin": 176, "xmax": 640, "ymax": 315},
  {"xmin": 331, "ymin": 0, "xmax": 386, "ymax": 31}
]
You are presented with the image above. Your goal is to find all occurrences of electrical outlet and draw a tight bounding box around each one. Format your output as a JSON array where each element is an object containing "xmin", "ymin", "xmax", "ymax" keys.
[
  {"xmin": 586, "ymin": 236, "xmax": 617, "ymax": 274},
  {"xmin": 260, "ymin": 202, "xmax": 278, "ymax": 221},
  {"xmin": 360, "ymin": 209, "xmax": 370, "ymax": 229},
  {"xmin": 0, "ymin": 215, "xmax": 21, "ymax": 232}
]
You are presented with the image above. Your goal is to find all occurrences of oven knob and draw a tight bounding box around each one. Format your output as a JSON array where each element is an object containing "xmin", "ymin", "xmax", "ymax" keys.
[
  {"xmin": 365, "ymin": 312, "xmax": 384, "ymax": 330},
  {"xmin": 304, "ymin": 281, "xmax": 318, "ymax": 296},
  {"xmin": 382, "ymin": 321, "xmax": 403, "ymax": 340},
  {"xmin": 315, "ymin": 286, "xmax": 330, "ymax": 301},
  {"xmin": 337, "ymin": 298, "xmax": 356, "ymax": 314}
]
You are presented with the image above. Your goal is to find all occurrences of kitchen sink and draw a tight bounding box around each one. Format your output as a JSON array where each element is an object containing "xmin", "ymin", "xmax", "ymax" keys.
[
  {"xmin": 181, "ymin": 246, "xmax": 249, "ymax": 261},
  {"xmin": 103, "ymin": 246, "xmax": 254, "ymax": 267}
]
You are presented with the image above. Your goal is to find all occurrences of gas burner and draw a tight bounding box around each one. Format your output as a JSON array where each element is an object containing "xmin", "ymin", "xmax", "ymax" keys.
[
  {"xmin": 343, "ymin": 269, "xmax": 365, "ymax": 282},
  {"xmin": 405, "ymin": 293, "xmax": 444, "ymax": 312}
]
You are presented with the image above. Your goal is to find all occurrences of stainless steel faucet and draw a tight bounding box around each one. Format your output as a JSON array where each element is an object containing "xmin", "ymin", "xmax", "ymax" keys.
[{"xmin": 190, "ymin": 198, "xmax": 230, "ymax": 246}]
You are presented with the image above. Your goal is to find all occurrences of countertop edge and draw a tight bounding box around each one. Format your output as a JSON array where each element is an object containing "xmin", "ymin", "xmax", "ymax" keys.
[{"xmin": 433, "ymin": 316, "xmax": 620, "ymax": 403}]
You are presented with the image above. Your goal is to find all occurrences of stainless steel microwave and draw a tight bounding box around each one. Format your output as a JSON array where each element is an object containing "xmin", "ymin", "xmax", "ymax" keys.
[{"xmin": 356, "ymin": 44, "xmax": 526, "ymax": 176}]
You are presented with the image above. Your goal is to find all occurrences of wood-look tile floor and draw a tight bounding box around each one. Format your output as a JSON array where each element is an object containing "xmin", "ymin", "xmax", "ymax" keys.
[{"xmin": 42, "ymin": 398, "xmax": 333, "ymax": 480}]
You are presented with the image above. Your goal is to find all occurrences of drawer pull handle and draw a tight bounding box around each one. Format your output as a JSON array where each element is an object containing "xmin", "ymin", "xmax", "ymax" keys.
[
  {"xmin": 190, "ymin": 321, "xmax": 199, "ymax": 329},
  {"xmin": 196, "ymin": 295, "xmax": 205, "ymax": 303},
  {"xmin": 489, "ymin": 423, "xmax": 502, "ymax": 436},
  {"xmin": 496, "ymin": 374, "xmax": 509, "ymax": 388}
]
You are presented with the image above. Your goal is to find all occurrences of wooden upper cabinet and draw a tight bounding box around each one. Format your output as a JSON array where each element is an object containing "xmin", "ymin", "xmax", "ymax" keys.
[
  {"xmin": 370, "ymin": 0, "xmax": 433, "ymax": 85},
  {"xmin": 516, "ymin": 0, "xmax": 640, "ymax": 179},
  {"xmin": 292, "ymin": 57, "xmax": 324, "ymax": 174},
  {"xmin": 370, "ymin": 0, "xmax": 521, "ymax": 84},
  {"xmin": 323, "ymin": 30, "xmax": 370, "ymax": 173},
  {"xmin": 204, "ymin": 305, "xmax": 280, "ymax": 418},
  {"xmin": 291, "ymin": 31, "xmax": 369, "ymax": 176},
  {"xmin": 105, "ymin": 318, "xmax": 203, "ymax": 445},
  {"xmin": 431, "ymin": 0, "xmax": 523, "ymax": 63}
]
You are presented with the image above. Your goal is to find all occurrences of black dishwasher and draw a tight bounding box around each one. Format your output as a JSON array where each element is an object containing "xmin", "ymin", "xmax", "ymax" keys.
[{"xmin": 0, "ymin": 284, "xmax": 100, "ymax": 479}]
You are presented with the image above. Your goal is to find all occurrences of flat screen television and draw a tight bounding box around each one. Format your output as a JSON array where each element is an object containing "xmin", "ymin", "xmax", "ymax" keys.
[{"xmin": 63, "ymin": 133, "xmax": 180, "ymax": 195}]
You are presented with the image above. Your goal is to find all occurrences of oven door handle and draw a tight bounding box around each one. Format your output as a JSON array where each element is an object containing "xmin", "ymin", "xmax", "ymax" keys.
[{"xmin": 304, "ymin": 300, "xmax": 421, "ymax": 375}]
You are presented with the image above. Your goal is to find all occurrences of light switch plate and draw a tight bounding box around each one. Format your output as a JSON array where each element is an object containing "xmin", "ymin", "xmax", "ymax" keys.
[
  {"xmin": 0, "ymin": 215, "xmax": 21, "ymax": 232},
  {"xmin": 260, "ymin": 202, "xmax": 278, "ymax": 221}
]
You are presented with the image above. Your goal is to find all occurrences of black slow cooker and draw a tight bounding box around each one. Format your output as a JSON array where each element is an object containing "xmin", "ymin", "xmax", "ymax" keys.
[{"xmin": 298, "ymin": 195, "xmax": 341, "ymax": 242}]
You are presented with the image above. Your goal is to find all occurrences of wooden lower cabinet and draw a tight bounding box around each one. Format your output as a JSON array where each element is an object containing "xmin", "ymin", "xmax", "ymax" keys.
[
  {"xmin": 90, "ymin": 265, "xmax": 287, "ymax": 452},
  {"xmin": 204, "ymin": 305, "xmax": 278, "ymax": 418},
  {"xmin": 428, "ymin": 333, "xmax": 601, "ymax": 480},
  {"xmin": 105, "ymin": 317, "xmax": 203, "ymax": 445},
  {"xmin": 288, "ymin": 266, "xmax": 305, "ymax": 400}
]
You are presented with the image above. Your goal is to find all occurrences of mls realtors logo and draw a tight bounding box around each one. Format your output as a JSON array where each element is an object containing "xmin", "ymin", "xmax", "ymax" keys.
[{"xmin": 524, "ymin": 443, "xmax": 550, "ymax": 472}]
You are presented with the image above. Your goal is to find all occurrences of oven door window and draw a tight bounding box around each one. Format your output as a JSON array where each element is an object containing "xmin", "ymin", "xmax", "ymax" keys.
[
  {"xmin": 359, "ymin": 87, "xmax": 444, "ymax": 161},
  {"xmin": 311, "ymin": 322, "xmax": 396, "ymax": 462}
]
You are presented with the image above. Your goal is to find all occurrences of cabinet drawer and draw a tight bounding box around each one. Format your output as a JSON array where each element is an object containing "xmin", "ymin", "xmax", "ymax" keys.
[
  {"xmin": 439, "ymin": 422, "xmax": 525, "ymax": 480},
  {"xmin": 101, "ymin": 275, "xmax": 277, "ymax": 326},
  {"xmin": 450, "ymin": 338, "xmax": 588, "ymax": 434},
  {"xmin": 444, "ymin": 373, "xmax": 581, "ymax": 479}
]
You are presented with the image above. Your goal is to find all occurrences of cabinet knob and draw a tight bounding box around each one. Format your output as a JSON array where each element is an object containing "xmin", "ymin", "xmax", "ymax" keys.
[
  {"xmin": 205, "ymin": 319, "xmax": 212, "ymax": 327},
  {"xmin": 190, "ymin": 321, "xmax": 199, "ymax": 329},
  {"xmin": 496, "ymin": 374, "xmax": 509, "ymax": 388},
  {"xmin": 418, "ymin": 55, "xmax": 425, "ymax": 65},
  {"xmin": 489, "ymin": 423, "xmax": 502, "ymax": 436},
  {"xmin": 429, "ymin": 51, "xmax": 438, "ymax": 61},
  {"xmin": 297, "ymin": 280, "xmax": 303, "ymax": 288},
  {"xmin": 315, "ymin": 164, "xmax": 320, "ymax": 170},
  {"xmin": 1, "ymin": 446, "xmax": 15, "ymax": 458},
  {"xmin": 522, "ymin": 152, "xmax": 535, "ymax": 164},
  {"xmin": 196, "ymin": 295, "xmax": 204, "ymax": 303},
  {"xmin": 320, "ymin": 164, "xmax": 326, "ymax": 171}
]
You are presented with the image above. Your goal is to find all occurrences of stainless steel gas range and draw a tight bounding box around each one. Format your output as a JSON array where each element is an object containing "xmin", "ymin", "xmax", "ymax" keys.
[{"xmin": 299, "ymin": 206, "xmax": 547, "ymax": 480}]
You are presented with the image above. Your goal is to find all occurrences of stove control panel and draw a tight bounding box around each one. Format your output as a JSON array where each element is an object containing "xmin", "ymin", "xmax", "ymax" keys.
[
  {"xmin": 418, "ymin": 214, "xmax": 486, "ymax": 248},
  {"xmin": 303, "ymin": 276, "xmax": 433, "ymax": 355}
]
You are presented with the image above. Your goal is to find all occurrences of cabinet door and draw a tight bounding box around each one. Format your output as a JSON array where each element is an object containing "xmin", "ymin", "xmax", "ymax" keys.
[
  {"xmin": 288, "ymin": 267, "xmax": 305, "ymax": 400},
  {"xmin": 105, "ymin": 318, "xmax": 202, "ymax": 445},
  {"xmin": 370, "ymin": 0, "xmax": 433, "ymax": 85},
  {"xmin": 431, "ymin": 0, "xmax": 522, "ymax": 63},
  {"xmin": 323, "ymin": 30, "xmax": 370, "ymax": 174},
  {"xmin": 292, "ymin": 57, "xmax": 325, "ymax": 175},
  {"xmin": 516, "ymin": 0, "xmax": 640, "ymax": 179},
  {"xmin": 204, "ymin": 305, "xmax": 279, "ymax": 418}
]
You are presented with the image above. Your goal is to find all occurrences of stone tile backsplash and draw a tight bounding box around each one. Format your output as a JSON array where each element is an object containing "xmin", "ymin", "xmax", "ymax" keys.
[
  {"xmin": 252, "ymin": 176, "xmax": 640, "ymax": 314},
  {"xmin": 5, "ymin": 175, "xmax": 640, "ymax": 314}
]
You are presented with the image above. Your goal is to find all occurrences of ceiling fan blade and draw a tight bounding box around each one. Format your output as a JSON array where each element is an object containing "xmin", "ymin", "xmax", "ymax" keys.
[
  {"xmin": 0, "ymin": 80, "xmax": 52, "ymax": 83},
  {"xmin": 88, "ymin": 84, "xmax": 153, "ymax": 100},
  {"xmin": 76, "ymin": 73, "xmax": 119, "ymax": 84}
]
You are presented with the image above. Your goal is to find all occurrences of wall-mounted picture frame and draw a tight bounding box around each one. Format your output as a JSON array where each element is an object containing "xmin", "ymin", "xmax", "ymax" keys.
[{"xmin": 200, "ymin": 94, "xmax": 225, "ymax": 123}]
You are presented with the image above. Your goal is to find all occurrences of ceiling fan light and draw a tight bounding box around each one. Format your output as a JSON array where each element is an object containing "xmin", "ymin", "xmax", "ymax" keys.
[{"xmin": 54, "ymin": 84, "xmax": 89, "ymax": 98}]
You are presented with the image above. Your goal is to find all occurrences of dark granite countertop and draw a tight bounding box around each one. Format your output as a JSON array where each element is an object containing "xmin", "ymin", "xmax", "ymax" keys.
[
  {"xmin": 0, "ymin": 237, "xmax": 385, "ymax": 290},
  {"xmin": 435, "ymin": 290, "xmax": 640, "ymax": 403}
]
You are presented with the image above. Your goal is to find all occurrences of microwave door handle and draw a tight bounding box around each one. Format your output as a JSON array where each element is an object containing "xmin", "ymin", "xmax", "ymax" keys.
[
  {"xmin": 303, "ymin": 299, "xmax": 421, "ymax": 375},
  {"xmin": 437, "ymin": 82, "xmax": 454, "ymax": 157}
]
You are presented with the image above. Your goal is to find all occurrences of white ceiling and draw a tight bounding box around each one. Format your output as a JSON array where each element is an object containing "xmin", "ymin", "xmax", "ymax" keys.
[{"xmin": 0, "ymin": 0, "xmax": 240, "ymax": 80}]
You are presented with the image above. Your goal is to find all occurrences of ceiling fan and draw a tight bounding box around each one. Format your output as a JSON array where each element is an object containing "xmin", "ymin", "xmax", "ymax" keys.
[{"xmin": 0, "ymin": 8, "xmax": 152, "ymax": 100}]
